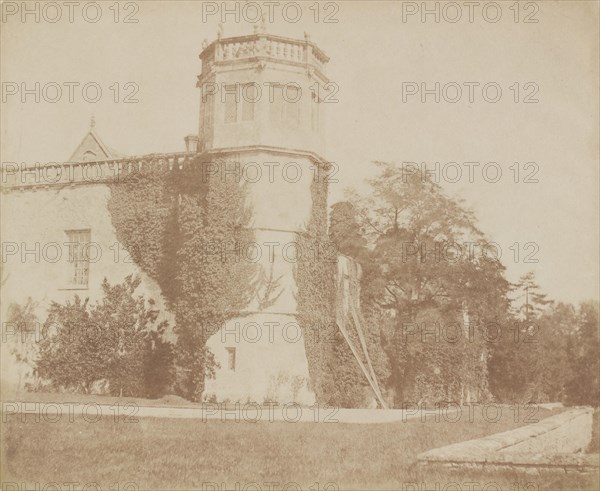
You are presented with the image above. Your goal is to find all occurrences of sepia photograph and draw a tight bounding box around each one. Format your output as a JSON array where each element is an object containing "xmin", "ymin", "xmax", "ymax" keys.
[{"xmin": 1, "ymin": 1, "xmax": 599, "ymax": 490}]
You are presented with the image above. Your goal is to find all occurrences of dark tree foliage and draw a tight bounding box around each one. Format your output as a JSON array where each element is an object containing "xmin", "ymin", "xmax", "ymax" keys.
[
  {"xmin": 512, "ymin": 271, "xmax": 553, "ymax": 322},
  {"xmin": 329, "ymin": 201, "xmax": 368, "ymax": 260},
  {"xmin": 325, "ymin": 201, "xmax": 390, "ymax": 407},
  {"xmin": 488, "ymin": 271, "xmax": 558, "ymax": 403},
  {"xmin": 37, "ymin": 275, "xmax": 175, "ymax": 397},
  {"xmin": 101, "ymin": 158, "xmax": 598, "ymax": 408},
  {"xmin": 143, "ymin": 323, "xmax": 176, "ymax": 399},
  {"xmin": 5, "ymin": 298, "xmax": 39, "ymax": 390},
  {"xmin": 489, "ymin": 275, "xmax": 599, "ymax": 406},
  {"xmin": 566, "ymin": 301, "xmax": 600, "ymax": 406},
  {"xmin": 37, "ymin": 296, "xmax": 101, "ymax": 394},
  {"xmin": 335, "ymin": 162, "xmax": 511, "ymax": 405}
]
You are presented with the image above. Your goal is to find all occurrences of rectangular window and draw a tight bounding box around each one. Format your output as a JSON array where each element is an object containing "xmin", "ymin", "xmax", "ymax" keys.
[
  {"xmin": 226, "ymin": 347, "xmax": 236, "ymax": 371},
  {"xmin": 224, "ymin": 87, "xmax": 238, "ymax": 123},
  {"xmin": 311, "ymin": 91, "xmax": 320, "ymax": 131},
  {"xmin": 270, "ymin": 85, "xmax": 301, "ymax": 126},
  {"xmin": 269, "ymin": 86, "xmax": 285, "ymax": 123},
  {"xmin": 66, "ymin": 229, "xmax": 91, "ymax": 287},
  {"xmin": 202, "ymin": 93, "xmax": 213, "ymax": 133},
  {"xmin": 285, "ymin": 86, "xmax": 300, "ymax": 127},
  {"xmin": 241, "ymin": 98, "xmax": 254, "ymax": 121},
  {"xmin": 241, "ymin": 84, "xmax": 257, "ymax": 121}
]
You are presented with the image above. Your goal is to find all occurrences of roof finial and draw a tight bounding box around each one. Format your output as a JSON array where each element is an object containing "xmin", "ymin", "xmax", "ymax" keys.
[
  {"xmin": 90, "ymin": 115, "xmax": 96, "ymax": 130},
  {"xmin": 260, "ymin": 14, "xmax": 267, "ymax": 33},
  {"xmin": 217, "ymin": 22, "xmax": 223, "ymax": 39}
]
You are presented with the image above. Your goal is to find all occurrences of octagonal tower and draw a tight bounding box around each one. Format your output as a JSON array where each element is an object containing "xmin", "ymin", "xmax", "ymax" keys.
[{"xmin": 197, "ymin": 30, "xmax": 330, "ymax": 405}]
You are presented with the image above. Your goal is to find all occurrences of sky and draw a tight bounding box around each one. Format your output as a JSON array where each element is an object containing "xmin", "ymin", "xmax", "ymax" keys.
[{"xmin": 1, "ymin": 0, "xmax": 599, "ymax": 305}]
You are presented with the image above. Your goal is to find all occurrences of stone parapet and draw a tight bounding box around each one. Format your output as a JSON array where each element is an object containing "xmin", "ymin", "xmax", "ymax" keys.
[
  {"xmin": 199, "ymin": 33, "xmax": 329, "ymax": 76},
  {"xmin": 1, "ymin": 152, "xmax": 195, "ymax": 191}
]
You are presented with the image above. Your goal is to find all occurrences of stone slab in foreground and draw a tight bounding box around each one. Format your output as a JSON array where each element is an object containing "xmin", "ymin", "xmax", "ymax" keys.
[{"xmin": 418, "ymin": 407, "xmax": 599, "ymax": 476}]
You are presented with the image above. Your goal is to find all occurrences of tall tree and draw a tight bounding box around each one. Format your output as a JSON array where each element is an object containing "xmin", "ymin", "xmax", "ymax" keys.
[
  {"xmin": 329, "ymin": 201, "xmax": 367, "ymax": 260},
  {"xmin": 512, "ymin": 271, "xmax": 553, "ymax": 322},
  {"xmin": 534, "ymin": 303, "xmax": 576, "ymax": 402},
  {"xmin": 344, "ymin": 162, "xmax": 510, "ymax": 404},
  {"xmin": 488, "ymin": 271, "xmax": 557, "ymax": 402},
  {"xmin": 566, "ymin": 301, "xmax": 600, "ymax": 406}
]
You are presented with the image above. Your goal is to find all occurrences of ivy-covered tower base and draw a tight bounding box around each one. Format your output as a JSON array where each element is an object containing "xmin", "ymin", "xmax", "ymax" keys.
[{"xmin": 197, "ymin": 31, "xmax": 331, "ymax": 405}]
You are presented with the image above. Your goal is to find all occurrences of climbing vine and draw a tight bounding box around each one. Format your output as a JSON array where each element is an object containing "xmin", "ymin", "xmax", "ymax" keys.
[
  {"xmin": 295, "ymin": 164, "xmax": 339, "ymax": 403},
  {"xmin": 108, "ymin": 165, "xmax": 177, "ymax": 296},
  {"xmin": 108, "ymin": 158, "xmax": 256, "ymax": 400},
  {"xmin": 109, "ymin": 158, "xmax": 389, "ymax": 405}
]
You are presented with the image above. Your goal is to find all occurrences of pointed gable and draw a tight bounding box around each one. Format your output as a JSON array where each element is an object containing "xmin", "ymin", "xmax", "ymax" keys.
[{"xmin": 69, "ymin": 118, "xmax": 124, "ymax": 162}]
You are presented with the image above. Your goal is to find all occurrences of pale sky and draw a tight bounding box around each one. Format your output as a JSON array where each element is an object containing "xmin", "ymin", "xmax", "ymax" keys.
[{"xmin": 1, "ymin": 1, "xmax": 598, "ymax": 305}]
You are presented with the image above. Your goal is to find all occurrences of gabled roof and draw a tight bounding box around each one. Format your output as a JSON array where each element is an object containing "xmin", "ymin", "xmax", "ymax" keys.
[{"xmin": 68, "ymin": 117, "xmax": 124, "ymax": 162}]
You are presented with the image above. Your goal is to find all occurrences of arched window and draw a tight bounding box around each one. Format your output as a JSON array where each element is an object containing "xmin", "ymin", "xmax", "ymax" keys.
[{"xmin": 82, "ymin": 150, "xmax": 97, "ymax": 161}]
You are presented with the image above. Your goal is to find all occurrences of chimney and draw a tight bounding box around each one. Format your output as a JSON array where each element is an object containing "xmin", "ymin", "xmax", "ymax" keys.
[{"xmin": 184, "ymin": 134, "xmax": 199, "ymax": 153}]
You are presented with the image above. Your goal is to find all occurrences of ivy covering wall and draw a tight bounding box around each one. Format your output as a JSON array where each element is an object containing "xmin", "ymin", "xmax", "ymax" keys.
[
  {"xmin": 294, "ymin": 167, "xmax": 331, "ymax": 402},
  {"xmin": 294, "ymin": 164, "xmax": 378, "ymax": 407},
  {"xmin": 108, "ymin": 158, "xmax": 256, "ymax": 400},
  {"xmin": 108, "ymin": 158, "xmax": 373, "ymax": 405}
]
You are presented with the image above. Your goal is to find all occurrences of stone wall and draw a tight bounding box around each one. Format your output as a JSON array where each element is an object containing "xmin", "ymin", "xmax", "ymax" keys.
[
  {"xmin": 0, "ymin": 183, "xmax": 172, "ymax": 392},
  {"xmin": 1, "ymin": 150, "xmax": 325, "ymax": 403},
  {"xmin": 2, "ymin": 30, "xmax": 333, "ymax": 405}
]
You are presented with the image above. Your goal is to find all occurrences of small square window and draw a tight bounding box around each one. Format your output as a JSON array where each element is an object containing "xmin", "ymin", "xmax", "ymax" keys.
[{"xmin": 226, "ymin": 347, "xmax": 236, "ymax": 371}]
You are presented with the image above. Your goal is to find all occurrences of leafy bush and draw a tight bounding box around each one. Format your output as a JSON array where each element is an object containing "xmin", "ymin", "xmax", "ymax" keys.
[
  {"xmin": 36, "ymin": 275, "xmax": 174, "ymax": 398},
  {"xmin": 5, "ymin": 298, "xmax": 40, "ymax": 390}
]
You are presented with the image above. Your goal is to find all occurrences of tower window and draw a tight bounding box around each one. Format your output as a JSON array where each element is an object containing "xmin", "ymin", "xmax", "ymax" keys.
[
  {"xmin": 202, "ymin": 93, "xmax": 213, "ymax": 134},
  {"xmin": 311, "ymin": 91, "xmax": 320, "ymax": 131},
  {"xmin": 242, "ymin": 84, "xmax": 258, "ymax": 121},
  {"xmin": 270, "ymin": 87, "xmax": 285, "ymax": 122},
  {"xmin": 285, "ymin": 86, "xmax": 300, "ymax": 127},
  {"xmin": 241, "ymin": 98, "xmax": 254, "ymax": 122},
  {"xmin": 224, "ymin": 88, "xmax": 238, "ymax": 123},
  {"xmin": 65, "ymin": 229, "xmax": 91, "ymax": 287},
  {"xmin": 270, "ymin": 85, "xmax": 300, "ymax": 127},
  {"xmin": 226, "ymin": 347, "xmax": 236, "ymax": 371},
  {"xmin": 223, "ymin": 85, "xmax": 255, "ymax": 123}
]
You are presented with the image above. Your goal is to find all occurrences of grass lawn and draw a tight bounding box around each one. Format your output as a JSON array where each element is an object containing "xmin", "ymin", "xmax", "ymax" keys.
[{"xmin": 4, "ymin": 405, "xmax": 596, "ymax": 490}]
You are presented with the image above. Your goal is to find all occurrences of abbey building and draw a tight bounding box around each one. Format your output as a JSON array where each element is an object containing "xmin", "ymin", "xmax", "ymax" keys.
[{"xmin": 1, "ymin": 30, "xmax": 340, "ymax": 405}]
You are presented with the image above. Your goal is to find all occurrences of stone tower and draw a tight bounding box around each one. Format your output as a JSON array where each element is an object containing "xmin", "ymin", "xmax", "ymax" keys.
[{"xmin": 197, "ymin": 30, "xmax": 330, "ymax": 405}]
